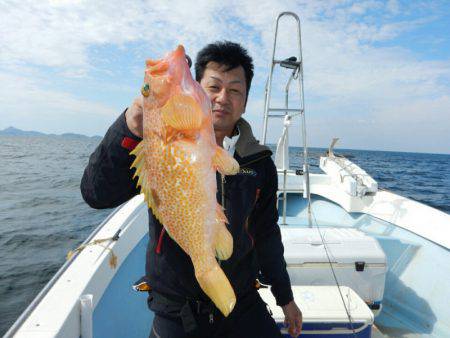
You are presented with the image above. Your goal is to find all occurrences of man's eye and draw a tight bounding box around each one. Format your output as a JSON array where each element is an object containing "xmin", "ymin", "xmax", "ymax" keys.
[
  {"xmin": 209, "ymin": 86, "xmax": 219, "ymax": 91},
  {"xmin": 230, "ymin": 89, "xmax": 242, "ymax": 95}
]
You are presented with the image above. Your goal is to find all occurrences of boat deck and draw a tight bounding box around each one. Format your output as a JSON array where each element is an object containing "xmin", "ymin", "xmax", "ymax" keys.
[{"xmin": 5, "ymin": 193, "xmax": 449, "ymax": 337}]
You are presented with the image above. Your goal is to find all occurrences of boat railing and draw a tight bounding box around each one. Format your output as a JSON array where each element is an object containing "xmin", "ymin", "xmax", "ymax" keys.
[
  {"xmin": 261, "ymin": 11, "xmax": 311, "ymax": 225},
  {"xmin": 2, "ymin": 204, "xmax": 124, "ymax": 338}
]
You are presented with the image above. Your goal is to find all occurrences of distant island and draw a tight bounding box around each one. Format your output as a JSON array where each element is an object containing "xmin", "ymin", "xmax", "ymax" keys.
[{"xmin": 0, "ymin": 126, "xmax": 102, "ymax": 141}]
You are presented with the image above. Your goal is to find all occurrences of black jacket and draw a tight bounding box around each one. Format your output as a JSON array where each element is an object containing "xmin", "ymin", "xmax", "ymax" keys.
[{"xmin": 81, "ymin": 111, "xmax": 293, "ymax": 310}]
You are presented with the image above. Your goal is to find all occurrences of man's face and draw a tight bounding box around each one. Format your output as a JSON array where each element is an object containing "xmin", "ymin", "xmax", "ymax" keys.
[{"xmin": 199, "ymin": 62, "xmax": 247, "ymax": 135}]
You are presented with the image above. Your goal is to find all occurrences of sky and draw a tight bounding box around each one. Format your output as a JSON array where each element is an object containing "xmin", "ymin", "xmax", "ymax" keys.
[{"xmin": 1, "ymin": 0, "xmax": 449, "ymax": 154}]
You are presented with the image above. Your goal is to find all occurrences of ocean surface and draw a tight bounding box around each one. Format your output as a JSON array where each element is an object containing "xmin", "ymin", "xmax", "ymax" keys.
[{"xmin": 0, "ymin": 134, "xmax": 449, "ymax": 335}]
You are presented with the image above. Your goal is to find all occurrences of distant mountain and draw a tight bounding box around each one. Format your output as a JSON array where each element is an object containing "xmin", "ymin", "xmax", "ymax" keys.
[
  {"xmin": 1, "ymin": 126, "xmax": 46, "ymax": 137},
  {"xmin": 0, "ymin": 126, "xmax": 102, "ymax": 140}
]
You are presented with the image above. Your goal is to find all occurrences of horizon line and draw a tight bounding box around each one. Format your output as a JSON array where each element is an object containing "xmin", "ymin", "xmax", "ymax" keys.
[{"xmin": 1, "ymin": 126, "xmax": 449, "ymax": 156}]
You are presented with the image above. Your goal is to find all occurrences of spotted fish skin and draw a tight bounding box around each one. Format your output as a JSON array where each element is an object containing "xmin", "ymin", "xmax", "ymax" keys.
[{"xmin": 130, "ymin": 45, "xmax": 239, "ymax": 316}]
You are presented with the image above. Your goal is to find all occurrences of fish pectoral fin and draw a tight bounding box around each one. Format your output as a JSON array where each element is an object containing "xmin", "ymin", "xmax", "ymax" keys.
[
  {"xmin": 213, "ymin": 146, "xmax": 240, "ymax": 175},
  {"xmin": 161, "ymin": 94, "xmax": 203, "ymax": 131},
  {"xmin": 196, "ymin": 264, "xmax": 236, "ymax": 317}
]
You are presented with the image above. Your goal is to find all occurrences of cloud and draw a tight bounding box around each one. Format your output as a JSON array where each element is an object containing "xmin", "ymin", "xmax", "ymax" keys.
[
  {"xmin": 0, "ymin": 0, "xmax": 224, "ymax": 70},
  {"xmin": 0, "ymin": 70, "xmax": 117, "ymax": 135},
  {"xmin": 386, "ymin": 0, "xmax": 400, "ymax": 14},
  {"xmin": 0, "ymin": 0, "xmax": 449, "ymax": 152},
  {"xmin": 0, "ymin": 70, "xmax": 116, "ymax": 115}
]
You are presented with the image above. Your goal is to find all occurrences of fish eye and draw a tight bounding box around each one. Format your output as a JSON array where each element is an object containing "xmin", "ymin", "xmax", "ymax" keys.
[{"xmin": 185, "ymin": 55, "xmax": 192, "ymax": 68}]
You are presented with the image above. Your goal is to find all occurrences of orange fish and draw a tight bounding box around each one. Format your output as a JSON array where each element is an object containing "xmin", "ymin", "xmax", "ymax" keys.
[{"xmin": 130, "ymin": 45, "xmax": 240, "ymax": 316}]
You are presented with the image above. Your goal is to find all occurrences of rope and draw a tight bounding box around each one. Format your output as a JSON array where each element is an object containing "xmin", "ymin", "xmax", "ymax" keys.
[
  {"xmin": 309, "ymin": 206, "xmax": 358, "ymax": 337},
  {"xmin": 66, "ymin": 236, "xmax": 118, "ymax": 269}
]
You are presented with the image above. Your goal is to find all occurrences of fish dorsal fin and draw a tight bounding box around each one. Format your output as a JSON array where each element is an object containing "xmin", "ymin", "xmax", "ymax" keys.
[{"xmin": 130, "ymin": 141, "xmax": 162, "ymax": 222}]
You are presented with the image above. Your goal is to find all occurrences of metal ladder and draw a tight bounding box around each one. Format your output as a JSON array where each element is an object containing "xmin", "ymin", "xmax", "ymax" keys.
[
  {"xmin": 261, "ymin": 16, "xmax": 358, "ymax": 333},
  {"xmin": 261, "ymin": 11, "xmax": 311, "ymax": 224}
]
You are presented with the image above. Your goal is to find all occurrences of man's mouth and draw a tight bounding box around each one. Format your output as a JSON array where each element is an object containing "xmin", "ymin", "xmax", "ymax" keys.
[{"xmin": 213, "ymin": 109, "xmax": 229, "ymax": 116}]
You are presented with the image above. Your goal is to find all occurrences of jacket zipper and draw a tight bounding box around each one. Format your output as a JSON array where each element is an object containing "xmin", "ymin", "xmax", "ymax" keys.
[
  {"xmin": 218, "ymin": 153, "xmax": 270, "ymax": 253},
  {"xmin": 221, "ymin": 174, "xmax": 226, "ymax": 209},
  {"xmin": 238, "ymin": 154, "xmax": 270, "ymax": 248}
]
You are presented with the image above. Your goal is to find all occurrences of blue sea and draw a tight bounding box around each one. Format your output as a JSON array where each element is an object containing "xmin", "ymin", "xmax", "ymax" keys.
[{"xmin": 0, "ymin": 134, "xmax": 449, "ymax": 335}]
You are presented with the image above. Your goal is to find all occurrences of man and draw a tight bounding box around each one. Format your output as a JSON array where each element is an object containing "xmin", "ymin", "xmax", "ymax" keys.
[{"xmin": 81, "ymin": 41, "xmax": 302, "ymax": 337}]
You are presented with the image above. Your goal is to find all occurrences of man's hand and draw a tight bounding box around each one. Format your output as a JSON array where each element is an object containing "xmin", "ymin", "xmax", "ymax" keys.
[
  {"xmin": 281, "ymin": 300, "xmax": 302, "ymax": 337},
  {"xmin": 125, "ymin": 97, "xmax": 144, "ymax": 138}
]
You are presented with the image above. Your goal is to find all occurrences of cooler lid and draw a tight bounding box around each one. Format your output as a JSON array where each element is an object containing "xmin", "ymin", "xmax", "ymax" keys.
[
  {"xmin": 259, "ymin": 285, "xmax": 374, "ymax": 324},
  {"xmin": 281, "ymin": 227, "xmax": 386, "ymax": 265}
]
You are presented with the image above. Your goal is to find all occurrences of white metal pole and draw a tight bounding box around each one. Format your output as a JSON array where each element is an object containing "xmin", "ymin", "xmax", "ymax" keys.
[{"xmin": 80, "ymin": 294, "xmax": 93, "ymax": 338}]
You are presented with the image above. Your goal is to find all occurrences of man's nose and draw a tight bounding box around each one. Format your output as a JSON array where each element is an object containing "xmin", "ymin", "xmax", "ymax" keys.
[{"xmin": 215, "ymin": 88, "xmax": 229, "ymax": 104}]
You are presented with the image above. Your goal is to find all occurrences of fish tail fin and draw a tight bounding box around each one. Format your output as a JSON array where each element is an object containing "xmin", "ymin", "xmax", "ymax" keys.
[
  {"xmin": 213, "ymin": 146, "xmax": 240, "ymax": 175},
  {"xmin": 161, "ymin": 94, "xmax": 203, "ymax": 130},
  {"xmin": 196, "ymin": 264, "xmax": 236, "ymax": 317},
  {"xmin": 214, "ymin": 205, "xmax": 233, "ymax": 260}
]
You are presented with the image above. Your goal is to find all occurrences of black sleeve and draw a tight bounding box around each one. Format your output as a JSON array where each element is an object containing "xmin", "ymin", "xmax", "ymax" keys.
[
  {"xmin": 80, "ymin": 110, "xmax": 142, "ymax": 209},
  {"xmin": 251, "ymin": 158, "xmax": 293, "ymax": 306}
]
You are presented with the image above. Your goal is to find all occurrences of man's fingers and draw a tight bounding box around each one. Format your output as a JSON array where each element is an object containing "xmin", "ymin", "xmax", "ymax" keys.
[
  {"xmin": 132, "ymin": 97, "xmax": 143, "ymax": 111},
  {"xmin": 294, "ymin": 318, "xmax": 302, "ymax": 335},
  {"xmin": 287, "ymin": 319, "xmax": 296, "ymax": 337},
  {"xmin": 125, "ymin": 96, "xmax": 144, "ymax": 138},
  {"xmin": 282, "ymin": 301, "xmax": 302, "ymax": 337},
  {"xmin": 287, "ymin": 318, "xmax": 302, "ymax": 337}
]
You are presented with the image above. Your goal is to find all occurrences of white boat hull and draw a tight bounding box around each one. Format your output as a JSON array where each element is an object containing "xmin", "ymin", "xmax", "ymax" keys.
[{"xmin": 5, "ymin": 187, "xmax": 450, "ymax": 337}]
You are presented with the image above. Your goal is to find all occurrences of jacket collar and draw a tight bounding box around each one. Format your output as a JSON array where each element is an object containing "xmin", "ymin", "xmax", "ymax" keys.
[{"xmin": 234, "ymin": 118, "xmax": 272, "ymax": 159}]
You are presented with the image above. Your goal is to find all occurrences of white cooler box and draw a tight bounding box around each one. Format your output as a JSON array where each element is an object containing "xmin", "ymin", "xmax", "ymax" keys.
[
  {"xmin": 281, "ymin": 227, "xmax": 386, "ymax": 309},
  {"xmin": 259, "ymin": 286, "xmax": 374, "ymax": 337}
]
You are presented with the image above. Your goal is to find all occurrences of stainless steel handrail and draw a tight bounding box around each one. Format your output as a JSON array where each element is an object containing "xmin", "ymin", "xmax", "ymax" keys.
[{"xmin": 261, "ymin": 11, "xmax": 312, "ymax": 225}]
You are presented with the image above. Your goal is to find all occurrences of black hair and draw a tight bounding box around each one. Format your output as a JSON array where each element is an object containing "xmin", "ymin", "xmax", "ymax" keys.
[{"xmin": 195, "ymin": 41, "xmax": 254, "ymax": 100}]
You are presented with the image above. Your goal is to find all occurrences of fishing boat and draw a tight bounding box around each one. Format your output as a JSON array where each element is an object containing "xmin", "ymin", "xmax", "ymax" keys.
[{"xmin": 4, "ymin": 12, "xmax": 450, "ymax": 338}]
